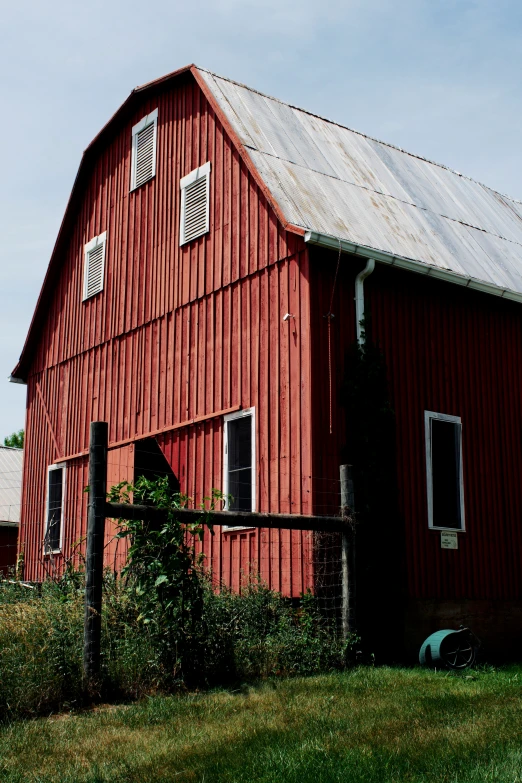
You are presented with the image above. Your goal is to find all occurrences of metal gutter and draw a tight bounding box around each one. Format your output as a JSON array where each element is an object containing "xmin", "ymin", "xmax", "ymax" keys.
[
  {"xmin": 304, "ymin": 231, "xmax": 522, "ymax": 304},
  {"xmin": 355, "ymin": 259, "xmax": 375, "ymax": 344}
]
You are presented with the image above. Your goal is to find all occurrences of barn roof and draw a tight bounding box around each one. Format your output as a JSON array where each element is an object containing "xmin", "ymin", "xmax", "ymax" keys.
[
  {"xmin": 197, "ymin": 68, "xmax": 522, "ymax": 300},
  {"xmin": 0, "ymin": 447, "xmax": 23, "ymax": 525},
  {"xmin": 12, "ymin": 65, "xmax": 522, "ymax": 380}
]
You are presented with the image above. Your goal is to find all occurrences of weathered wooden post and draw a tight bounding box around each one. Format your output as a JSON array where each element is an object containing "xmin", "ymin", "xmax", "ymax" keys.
[
  {"xmin": 83, "ymin": 421, "xmax": 108, "ymax": 684},
  {"xmin": 340, "ymin": 464, "xmax": 355, "ymax": 640}
]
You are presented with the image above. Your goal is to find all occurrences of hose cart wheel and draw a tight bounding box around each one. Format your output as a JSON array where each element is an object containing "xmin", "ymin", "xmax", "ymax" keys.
[{"xmin": 419, "ymin": 627, "xmax": 479, "ymax": 669}]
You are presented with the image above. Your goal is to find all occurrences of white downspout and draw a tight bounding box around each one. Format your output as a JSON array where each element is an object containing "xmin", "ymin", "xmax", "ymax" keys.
[{"xmin": 355, "ymin": 258, "xmax": 375, "ymax": 344}]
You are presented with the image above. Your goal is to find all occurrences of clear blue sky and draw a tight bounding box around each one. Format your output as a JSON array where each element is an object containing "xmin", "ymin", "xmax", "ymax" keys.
[{"xmin": 1, "ymin": 0, "xmax": 521, "ymax": 441}]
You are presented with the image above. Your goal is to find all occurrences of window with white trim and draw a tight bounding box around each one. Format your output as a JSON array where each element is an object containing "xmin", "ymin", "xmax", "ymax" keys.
[
  {"xmin": 83, "ymin": 231, "xmax": 107, "ymax": 300},
  {"xmin": 180, "ymin": 162, "xmax": 211, "ymax": 245},
  {"xmin": 425, "ymin": 411, "xmax": 465, "ymax": 531},
  {"xmin": 45, "ymin": 464, "xmax": 65, "ymax": 554},
  {"xmin": 130, "ymin": 108, "xmax": 158, "ymax": 191},
  {"xmin": 223, "ymin": 409, "xmax": 255, "ymax": 525}
]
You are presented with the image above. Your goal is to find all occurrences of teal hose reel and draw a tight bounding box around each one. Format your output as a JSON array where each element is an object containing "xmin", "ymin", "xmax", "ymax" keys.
[{"xmin": 419, "ymin": 627, "xmax": 479, "ymax": 669}]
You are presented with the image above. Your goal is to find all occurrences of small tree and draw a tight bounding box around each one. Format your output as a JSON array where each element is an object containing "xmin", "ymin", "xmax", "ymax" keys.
[{"xmin": 3, "ymin": 430, "xmax": 24, "ymax": 449}]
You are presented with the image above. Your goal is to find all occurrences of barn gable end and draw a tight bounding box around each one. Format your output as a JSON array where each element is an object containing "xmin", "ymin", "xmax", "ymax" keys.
[{"xmin": 18, "ymin": 70, "xmax": 313, "ymax": 585}]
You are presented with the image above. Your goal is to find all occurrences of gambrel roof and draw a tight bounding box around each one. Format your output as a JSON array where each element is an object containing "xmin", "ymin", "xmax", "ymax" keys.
[
  {"xmin": 197, "ymin": 68, "xmax": 522, "ymax": 300},
  {"xmin": 12, "ymin": 64, "xmax": 522, "ymax": 380}
]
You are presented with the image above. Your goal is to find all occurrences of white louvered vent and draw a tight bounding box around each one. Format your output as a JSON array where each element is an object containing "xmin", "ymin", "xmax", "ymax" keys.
[
  {"xmin": 83, "ymin": 232, "xmax": 107, "ymax": 301},
  {"xmin": 131, "ymin": 109, "xmax": 158, "ymax": 191},
  {"xmin": 180, "ymin": 162, "xmax": 211, "ymax": 245}
]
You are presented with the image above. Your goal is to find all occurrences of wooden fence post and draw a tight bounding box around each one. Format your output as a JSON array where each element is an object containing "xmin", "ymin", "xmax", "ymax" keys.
[
  {"xmin": 83, "ymin": 421, "xmax": 108, "ymax": 684},
  {"xmin": 340, "ymin": 464, "xmax": 356, "ymax": 640}
]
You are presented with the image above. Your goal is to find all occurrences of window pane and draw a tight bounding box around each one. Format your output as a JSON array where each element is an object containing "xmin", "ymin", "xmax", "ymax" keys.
[
  {"xmin": 229, "ymin": 467, "xmax": 252, "ymax": 512},
  {"xmin": 228, "ymin": 417, "xmax": 251, "ymax": 472},
  {"xmin": 431, "ymin": 419, "xmax": 462, "ymax": 529},
  {"xmin": 47, "ymin": 469, "xmax": 63, "ymax": 550},
  {"xmin": 228, "ymin": 417, "xmax": 252, "ymax": 511}
]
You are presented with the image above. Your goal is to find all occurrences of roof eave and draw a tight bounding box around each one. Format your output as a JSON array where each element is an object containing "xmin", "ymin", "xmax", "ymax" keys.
[
  {"xmin": 8, "ymin": 374, "xmax": 26, "ymax": 386},
  {"xmin": 304, "ymin": 231, "xmax": 522, "ymax": 303}
]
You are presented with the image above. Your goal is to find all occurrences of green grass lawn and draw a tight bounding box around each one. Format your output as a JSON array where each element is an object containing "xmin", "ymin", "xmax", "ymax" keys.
[{"xmin": 1, "ymin": 666, "xmax": 522, "ymax": 783}]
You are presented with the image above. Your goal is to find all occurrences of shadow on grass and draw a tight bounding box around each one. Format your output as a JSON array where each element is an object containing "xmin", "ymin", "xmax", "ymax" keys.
[{"xmin": 2, "ymin": 670, "xmax": 522, "ymax": 783}]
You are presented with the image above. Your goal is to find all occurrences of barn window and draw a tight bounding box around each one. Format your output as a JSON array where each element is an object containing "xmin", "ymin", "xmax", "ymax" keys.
[
  {"xmin": 83, "ymin": 232, "xmax": 107, "ymax": 301},
  {"xmin": 130, "ymin": 109, "xmax": 158, "ymax": 191},
  {"xmin": 180, "ymin": 162, "xmax": 211, "ymax": 245},
  {"xmin": 223, "ymin": 408, "xmax": 255, "ymax": 528},
  {"xmin": 425, "ymin": 411, "xmax": 465, "ymax": 531},
  {"xmin": 44, "ymin": 464, "xmax": 65, "ymax": 554}
]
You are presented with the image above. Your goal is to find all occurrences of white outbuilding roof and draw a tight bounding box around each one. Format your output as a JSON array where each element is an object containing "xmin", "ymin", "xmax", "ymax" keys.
[{"xmin": 0, "ymin": 447, "xmax": 23, "ymax": 525}]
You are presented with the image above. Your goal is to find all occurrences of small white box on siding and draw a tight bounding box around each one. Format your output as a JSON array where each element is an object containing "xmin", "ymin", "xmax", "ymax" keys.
[{"xmin": 441, "ymin": 532, "xmax": 458, "ymax": 549}]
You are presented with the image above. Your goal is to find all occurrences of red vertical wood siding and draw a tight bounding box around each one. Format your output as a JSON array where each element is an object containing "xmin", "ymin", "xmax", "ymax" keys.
[
  {"xmin": 310, "ymin": 247, "xmax": 522, "ymax": 603},
  {"xmin": 20, "ymin": 76, "xmax": 313, "ymax": 590}
]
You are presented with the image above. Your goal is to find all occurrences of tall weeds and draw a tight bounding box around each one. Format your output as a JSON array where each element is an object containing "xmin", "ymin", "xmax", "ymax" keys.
[
  {"xmin": 0, "ymin": 575, "xmax": 355, "ymax": 720},
  {"xmin": 0, "ymin": 581, "xmax": 84, "ymax": 717}
]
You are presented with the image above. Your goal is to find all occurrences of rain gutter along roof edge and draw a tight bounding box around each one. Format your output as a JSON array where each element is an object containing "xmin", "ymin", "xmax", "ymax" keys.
[{"xmin": 304, "ymin": 231, "xmax": 522, "ymax": 304}]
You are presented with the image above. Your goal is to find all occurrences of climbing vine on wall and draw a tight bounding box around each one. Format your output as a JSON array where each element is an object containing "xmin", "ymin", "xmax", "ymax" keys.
[
  {"xmin": 340, "ymin": 319, "xmax": 404, "ymax": 651},
  {"xmin": 341, "ymin": 321, "xmax": 396, "ymax": 519}
]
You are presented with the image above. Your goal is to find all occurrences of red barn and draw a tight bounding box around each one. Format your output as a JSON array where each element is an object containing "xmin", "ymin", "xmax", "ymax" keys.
[{"xmin": 11, "ymin": 65, "xmax": 522, "ymax": 659}]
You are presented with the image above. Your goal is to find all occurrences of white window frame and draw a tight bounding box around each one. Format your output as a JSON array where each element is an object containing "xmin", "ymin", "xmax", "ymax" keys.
[
  {"xmin": 425, "ymin": 411, "xmax": 465, "ymax": 532},
  {"xmin": 179, "ymin": 161, "xmax": 211, "ymax": 246},
  {"xmin": 130, "ymin": 108, "xmax": 158, "ymax": 191},
  {"xmin": 82, "ymin": 231, "xmax": 107, "ymax": 301},
  {"xmin": 223, "ymin": 407, "xmax": 256, "ymax": 530},
  {"xmin": 44, "ymin": 463, "xmax": 66, "ymax": 554}
]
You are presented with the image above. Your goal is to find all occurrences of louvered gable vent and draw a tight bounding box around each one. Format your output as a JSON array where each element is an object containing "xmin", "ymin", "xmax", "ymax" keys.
[
  {"xmin": 131, "ymin": 109, "xmax": 158, "ymax": 191},
  {"xmin": 180, "ymin": 162, "xmax": 211, "ymax": 245},
  {"xmin": 83, "ymin": 232, "xmax": 107, "ymax": 301}
]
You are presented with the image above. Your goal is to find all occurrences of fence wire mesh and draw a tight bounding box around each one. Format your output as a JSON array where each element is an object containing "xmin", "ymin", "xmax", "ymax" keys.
[{"xmin": 0, "ymin": 473, "xmax": 348, "ymax": 631}]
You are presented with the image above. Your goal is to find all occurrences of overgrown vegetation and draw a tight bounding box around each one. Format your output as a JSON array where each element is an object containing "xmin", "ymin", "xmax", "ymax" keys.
[
  {"xmin": 109, "ymin": 476, "xmax": 217, "ymax": 688},
  {"xmin": 0, "ymin": 576, "xmax": 352, "ymax": 720},
  {"xmin": 1, "ymin": 667, "xmax": 522, "ymax": 783},
  {"xmin": 0, "ymin": 476, "xmax": 354, "ymax": 720}
]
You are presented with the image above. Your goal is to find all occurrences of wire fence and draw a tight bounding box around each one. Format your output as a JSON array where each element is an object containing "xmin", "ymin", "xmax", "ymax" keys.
[{"xmin": 0, "ymin": 486, "xmax": 348, "ymax": 628}]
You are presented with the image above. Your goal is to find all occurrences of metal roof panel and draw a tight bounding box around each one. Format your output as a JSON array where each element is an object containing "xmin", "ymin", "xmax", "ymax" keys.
[
  {"xmin": 200, "ymin": 68, "xmax": 522, "ymax": 298},
  {"xmin": 0, "ymin": 447, "xmax": 23, "ymax": 524}
]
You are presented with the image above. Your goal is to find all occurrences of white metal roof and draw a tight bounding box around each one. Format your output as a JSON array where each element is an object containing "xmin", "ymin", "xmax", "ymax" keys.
[
  {"xmin": 0, "ymin": 447, "xmax": 23, "ymax": 525},
  {"xmin": 198, "ymin": 68, "xmax": 522, "ymax": 299}
]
